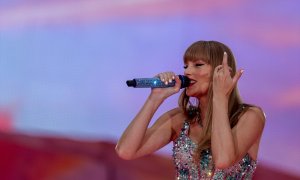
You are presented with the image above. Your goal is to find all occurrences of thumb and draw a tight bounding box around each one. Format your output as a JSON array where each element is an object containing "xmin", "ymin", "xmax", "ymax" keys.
[
  {"xmin": 232, "ymin": 69, "xmax": 244, "ymax": 85},
  {"xmin": 174, "ymin": 76, "xmax": 182, "ymax": 91}
]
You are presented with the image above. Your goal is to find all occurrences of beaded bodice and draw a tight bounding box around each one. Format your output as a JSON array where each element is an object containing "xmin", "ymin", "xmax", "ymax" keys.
[{"xmin": 172, "ymin": 121, "xmax": 257, "ymax": 180}]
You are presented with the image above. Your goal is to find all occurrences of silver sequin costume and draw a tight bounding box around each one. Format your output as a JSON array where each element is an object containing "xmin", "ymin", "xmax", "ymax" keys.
[{"xmin": 172, "ymin": 121, "xmax": 257, "ymax": 180}]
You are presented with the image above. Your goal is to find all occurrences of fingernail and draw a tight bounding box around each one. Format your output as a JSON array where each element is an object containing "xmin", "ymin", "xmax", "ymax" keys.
[
  {"xmin": 169, "ymin": 79, "xmax": 172, "ymax": 83},
  {"xmin": 172, "ymin": 76, "xmax": 175, "ymax": 79},
  {"xmin": 224, "ymin": 51, "xmax": 227, "ymax": 55},
  {"xmin": 241, "ymin": 69, "xmax": 245, "ymax": 74}
]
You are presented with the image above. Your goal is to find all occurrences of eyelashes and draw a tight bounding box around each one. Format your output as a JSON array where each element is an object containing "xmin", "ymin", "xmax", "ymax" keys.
[{"xmin": 183, "ymin": 64, "xmax": 204, "ymax": 69}]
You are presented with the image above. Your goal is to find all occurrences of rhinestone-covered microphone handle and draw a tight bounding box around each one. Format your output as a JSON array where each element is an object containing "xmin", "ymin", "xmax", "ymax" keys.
[{"xmin": 126, "ymin": 75, "xmax": 190, "ymax": 89}]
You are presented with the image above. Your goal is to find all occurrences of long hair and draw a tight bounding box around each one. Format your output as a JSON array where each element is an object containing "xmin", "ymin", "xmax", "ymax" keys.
[{"xmin": 178, "ymin": 40, "xmax": 247, "ymax": 158}]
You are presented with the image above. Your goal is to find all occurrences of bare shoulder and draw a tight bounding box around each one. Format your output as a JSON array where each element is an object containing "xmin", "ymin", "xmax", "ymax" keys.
[
  {"xmin": 162, "ymin": 107, "xmax": 184, "ymax": 118},
  {"xmin": 163, "ymin": 107, "xmax": 186, "ymax": 141},
  {"xmin": 234, "ymin": 106, "xmax": 266, "ymax": 159},
  {"xmin": 236, "ymin": 105, "xmax": 266, "ymax": 131},
  {"xmin": 163, "ymin": 107, "xmax": 186, "ymax": 126},
  {"xmin": 241, "ymin": 106, "xmax": 266, "ymax": 124}
]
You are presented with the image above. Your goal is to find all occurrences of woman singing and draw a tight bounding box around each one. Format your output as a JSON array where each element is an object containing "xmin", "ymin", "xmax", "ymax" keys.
[{"xmin": 116, "ymin": 40, "xmax": 265, "ymax": 179}]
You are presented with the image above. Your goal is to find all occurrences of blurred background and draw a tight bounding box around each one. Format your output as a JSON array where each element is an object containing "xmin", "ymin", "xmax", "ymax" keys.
[{"xmin": 0, "ymin": 0, "xmax": 299, "ymax": 179}]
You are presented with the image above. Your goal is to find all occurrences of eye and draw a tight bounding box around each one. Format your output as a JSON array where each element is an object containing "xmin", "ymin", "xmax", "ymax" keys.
[
  {"xmin": 183, "ymin": 65, "xmax": 188, "ymax": 69},
  {"xmin": 195, "ymin": 63, "xmax": 204, "ymax": 67}
]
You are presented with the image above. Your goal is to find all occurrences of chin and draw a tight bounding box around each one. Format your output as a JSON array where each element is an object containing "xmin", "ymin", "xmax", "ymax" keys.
[
  {"xmin": 186, "ymin": 88, "xmax": 206, "ymax": 98},
  {"xmin": 185, "ymin": 89, "xmax": 195, "ymax": 97}
]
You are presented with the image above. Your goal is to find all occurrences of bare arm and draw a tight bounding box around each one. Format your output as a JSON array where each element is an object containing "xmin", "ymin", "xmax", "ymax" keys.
[
  {"xmin": 211, "ymin": 97, "xmax": 265, "ymax": 169},
  {"xmin": 211, "ymin": 52, "xmax": 265, "ymax": 169},
  {"xmin": 115, "ymin": 73, "xmax": 182, "ymax": 160}
]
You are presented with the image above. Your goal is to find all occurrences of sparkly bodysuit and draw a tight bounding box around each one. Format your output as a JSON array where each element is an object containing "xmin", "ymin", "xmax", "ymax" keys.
[{"xmin": 172, "ymin": 121, "xmax": 257, "ymax": 180}]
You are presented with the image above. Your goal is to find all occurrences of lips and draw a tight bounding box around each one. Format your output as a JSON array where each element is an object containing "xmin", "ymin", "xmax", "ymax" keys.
[{"xmin": 188, "ymin": 79, "xmax": 197, "ymax": 87}]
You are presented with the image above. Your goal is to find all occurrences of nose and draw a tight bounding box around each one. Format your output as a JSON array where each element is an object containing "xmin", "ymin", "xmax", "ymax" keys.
[{"xmin": 184, "ymin": 66, "xmax": 192, "ymax": 76}]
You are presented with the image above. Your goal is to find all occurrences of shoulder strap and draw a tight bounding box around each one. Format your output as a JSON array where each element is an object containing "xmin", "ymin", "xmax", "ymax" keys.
[{"xmin": 181, "ymin": 121, "xmax": 190, "ymax": 135}]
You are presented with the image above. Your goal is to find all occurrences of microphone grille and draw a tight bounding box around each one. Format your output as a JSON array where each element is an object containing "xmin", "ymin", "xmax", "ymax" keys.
[{"xmin": 179, "ymin": 75, "xmax": 190, "ymax": 89}]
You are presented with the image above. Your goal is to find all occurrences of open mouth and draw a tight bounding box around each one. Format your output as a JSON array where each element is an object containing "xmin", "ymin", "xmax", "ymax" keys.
[{"xmin": 188, "ymin": 79, "xmax": 197, "ymax": 87}]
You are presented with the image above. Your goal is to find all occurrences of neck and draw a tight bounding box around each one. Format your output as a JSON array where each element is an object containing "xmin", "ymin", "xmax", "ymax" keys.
[{"xmin": 198, "ymin": 96, "xmax": 209, "ymax": 126}]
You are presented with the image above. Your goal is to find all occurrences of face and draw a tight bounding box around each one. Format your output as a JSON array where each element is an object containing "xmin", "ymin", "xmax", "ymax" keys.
[{"xmin": 184, "ymin": 59, "xmax": 212, "ymax": 98}]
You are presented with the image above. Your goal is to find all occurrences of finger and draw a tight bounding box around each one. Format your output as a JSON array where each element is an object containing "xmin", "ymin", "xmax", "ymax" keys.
[
  {"xmin": 159, "ymin": 72, "xmax": 174, "ymax": 85},
  {"xmin": 232, "ymin": 69, "xmax": 244, "ymax": 85},
  {"xmin": 213, "ymin": 65, "xmax": 223, "ymax": 79},
  {"xmin": 222, "ymin": 52, "xmax": 229, "ymax": 73},
  {"xmin": 167, "ymin": 72, "xmax": 175, "ymax": 83},
  {"xmin": 158, "ymin": 73, "xmax": 165, "ymax": 83},
  {"xmin": 171, "ymin": 75, "xmax": 181, "ymax": 92},
  {"xmin": 214, "ymin": 65, "xmax": 222, "ymax": 75},
  {"xmin": 161, "ymin": 73, "xmax": 168, "ymax": 85}
]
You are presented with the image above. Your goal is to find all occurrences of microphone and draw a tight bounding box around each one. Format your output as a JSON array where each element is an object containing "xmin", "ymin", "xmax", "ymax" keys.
[{"xmin": 126, "ymin": 75, "xmax": 190, "ymax": 89}]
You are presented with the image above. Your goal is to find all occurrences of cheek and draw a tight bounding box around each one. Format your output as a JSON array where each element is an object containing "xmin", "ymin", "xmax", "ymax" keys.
[
  {"xmin": 201, "ymin": 82, "xmax": 211, "ymax": 92},
  {"xmin": 200, "ymin": 71, "xmax": 212, "ymax": 82},
  {"xmin": 202, "ymin": 66, "xmax": 212, "ymax": 79},
  {"xmin": 199, "ymin": 71, "xmax": 212, "ymax": 90}
]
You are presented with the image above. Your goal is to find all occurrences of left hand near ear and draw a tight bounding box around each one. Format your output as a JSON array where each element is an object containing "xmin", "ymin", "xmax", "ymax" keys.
[{"xmin": 213, "ymin": 52, "xmax": 244, "ymax": 99}]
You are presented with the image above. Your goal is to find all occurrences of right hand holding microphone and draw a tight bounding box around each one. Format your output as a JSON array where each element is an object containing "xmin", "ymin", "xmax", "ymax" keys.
[
  {"xmin": 151, "ymin": 72, "xmax": 182, "ymax": 100},
  {"xmin": 126, "ymin": 72, "xmax": 190, "ymax": 100}
]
